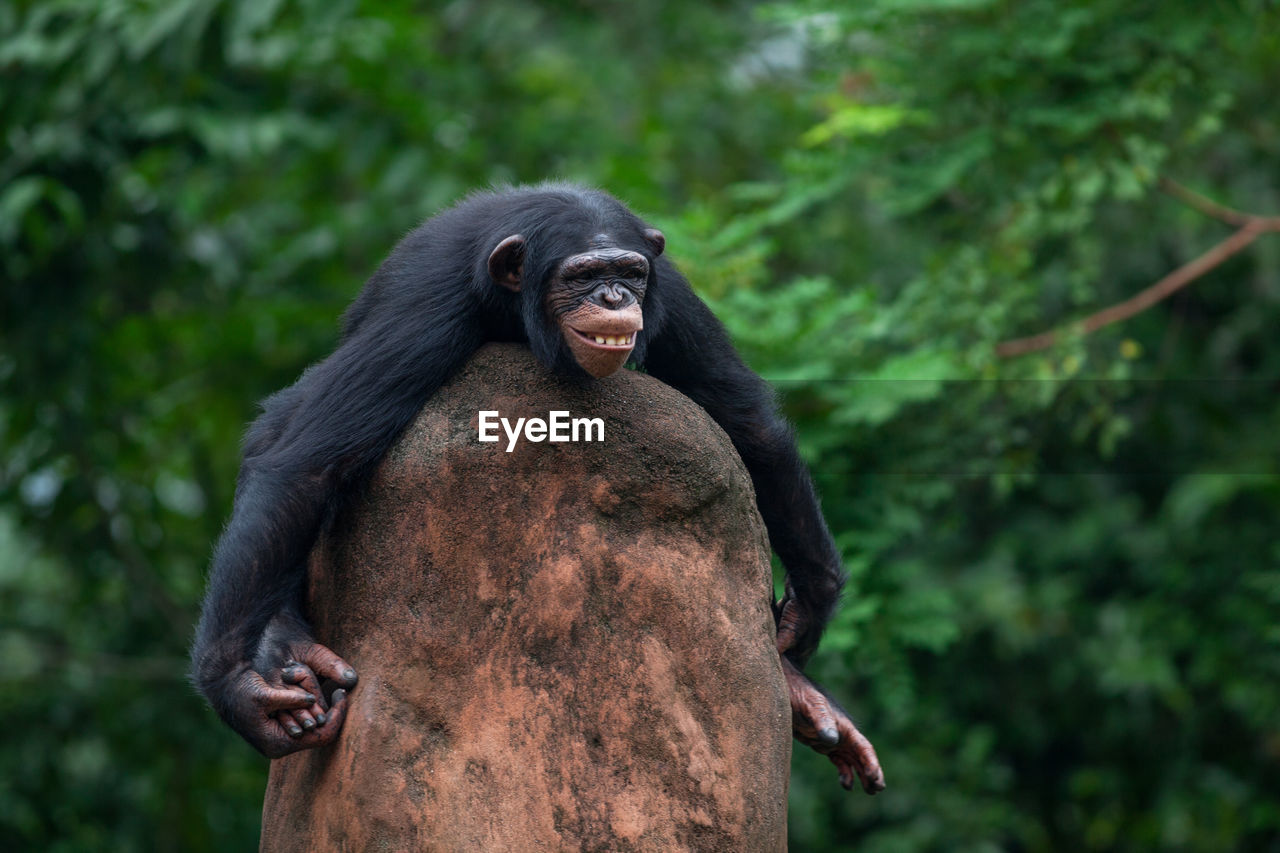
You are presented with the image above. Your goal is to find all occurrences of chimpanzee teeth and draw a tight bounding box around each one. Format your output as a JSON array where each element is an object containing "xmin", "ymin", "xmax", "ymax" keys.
[{"xmin": 591, "ymin": 334, "xmax": 633, "ymax": 346}]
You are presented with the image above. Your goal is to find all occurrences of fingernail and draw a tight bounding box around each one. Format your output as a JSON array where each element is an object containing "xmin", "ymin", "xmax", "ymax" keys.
[
  {"xmin": 302, "ymin": 718, "xmax": 315, "ymax": 729},
  {"xmin": 333, "ymin": 689, "xmax": 346, "ymax": 702},
  {"xmin": 302, "ymin": 694, "xmax": 315, "ymax": 704},
  {"xmin": 288, "ymin": 726, "xmax": 302, "ymax": 737},
  {"xmin": 819, "ymin": 727, "xmax": 839, "ymax": 746},
  {"xmin": 343, "ymin": 669, "xmax": 357, "ymax": 682},
  {"xmin": 315, "ymin": 713, "xmax": 327, "ymax": 725}
]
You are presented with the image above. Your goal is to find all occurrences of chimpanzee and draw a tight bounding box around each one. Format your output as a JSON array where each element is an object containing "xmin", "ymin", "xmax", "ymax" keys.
[{"xmin": 191, "ymin": 183, "xmax": 884, "ymax": 794}]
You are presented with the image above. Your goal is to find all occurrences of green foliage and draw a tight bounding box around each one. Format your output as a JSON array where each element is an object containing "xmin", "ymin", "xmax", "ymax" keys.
[{"xmin": 2, "ymin": 0, "xmax": 1278, "ymax": 849}]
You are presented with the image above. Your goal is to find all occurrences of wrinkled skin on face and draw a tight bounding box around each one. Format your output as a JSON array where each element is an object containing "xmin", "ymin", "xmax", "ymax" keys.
[
  {"xmin": 546, "ymin": 247, "xmax": 649, "ymax": 378},
  {"xmin": 488, "ymin": 230, "xmax": 664, "ymax": 378}
]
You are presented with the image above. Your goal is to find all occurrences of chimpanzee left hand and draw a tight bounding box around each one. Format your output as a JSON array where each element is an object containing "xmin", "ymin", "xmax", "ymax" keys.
[
  {"xmin": 781, "ymin": 656, "xmax": 885, "ymax": 793},
  {"xmin": 776, "ymin": 595, "xmax": 885, "ymax": 794}
]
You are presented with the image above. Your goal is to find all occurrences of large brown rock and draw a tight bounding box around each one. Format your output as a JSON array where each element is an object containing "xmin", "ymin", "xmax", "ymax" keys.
[{"xmin": 260, "ymin": 344, "xmax": 790, "ymax": 851}]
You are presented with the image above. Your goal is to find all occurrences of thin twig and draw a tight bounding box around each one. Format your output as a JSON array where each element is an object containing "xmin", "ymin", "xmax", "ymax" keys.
[
  {"xmin": 996, "ymin": 223, "xmax": 1272, "ymax": 358},
  {"xmin": 1157, "ymin": 176, "xmax": 1262, "ymax": 228},
  {"xmin": 996, "ymin": 179, "xmax": 1280, "ymax": 359}
]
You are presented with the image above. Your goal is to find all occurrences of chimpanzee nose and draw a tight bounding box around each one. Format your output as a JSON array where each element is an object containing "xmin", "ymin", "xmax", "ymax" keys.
[{"xmin": 593, "ymin": 284, "xmax": 630, "ymax": 308}]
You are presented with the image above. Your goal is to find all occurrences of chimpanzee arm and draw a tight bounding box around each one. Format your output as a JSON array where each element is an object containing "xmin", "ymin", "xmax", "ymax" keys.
[
  {"xmin": 643, "ymin": 276, "xmax": 884, "ymax": 794},
  {"xmin": 643, "ymin": 276, "xmax": 845, "ymax": 668},
  {"xmin": 191, "ymin": 312, "xmax": 483, "ymax": 757}
]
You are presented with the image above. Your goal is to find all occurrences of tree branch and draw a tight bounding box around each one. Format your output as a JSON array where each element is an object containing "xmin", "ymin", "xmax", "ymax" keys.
[
  {"xmin": 996, "ymin": 181, "xmax": 1280, "ymax": 359},
  {"xmin": 1156, "ymin": 176, "xmax": 1261, "ymax": 228}
]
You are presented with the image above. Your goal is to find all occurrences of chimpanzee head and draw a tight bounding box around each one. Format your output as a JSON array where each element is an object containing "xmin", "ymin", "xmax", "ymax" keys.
[{"xmin": 484, "ymin": 190, "xmax": 667, "ymax": 378}]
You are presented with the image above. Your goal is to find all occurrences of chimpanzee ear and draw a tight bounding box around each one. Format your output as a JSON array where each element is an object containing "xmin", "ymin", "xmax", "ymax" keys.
[
  {"xmin": 643, "ymin": 228, "xmax": 665, "ymax": 258},
  {"xmin": 488, "ymin": 234, "xmax": 526, "ymax": 292}
]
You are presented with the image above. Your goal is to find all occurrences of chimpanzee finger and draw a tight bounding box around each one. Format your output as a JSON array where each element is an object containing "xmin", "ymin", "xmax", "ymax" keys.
[
  {"xmin": 244, "ymin": 671, "xmax": 315, "ymax": 714},
  {"xmin": 287, "ymin": 688, "xmax": 350, "ymax": 751},
  {"xmin": 327, "ymin": 688, "xmax": 348, "ymax": 723},
  {"xmin": 828, "ymin": 716, "xmax": 885, "ymax": 794},
  {"xmin": 775, "ymin": 598, "xmax": 803, "ymax": 654},
  {"xmin": 281, "ymin": 663, "xmax": 309, "ymax": 686},
  {"xmin": 275, "ymin": 711, "xmax": 305, "ymax": 738},
  {"xmin": 282, "ymin": 664, "xmax": 330, "ymax": 721},
  {"xmin": 826, "ymin": 752, "xmax": 853, "ymax": 790},
  {"xmin": 291, "ymin": 707, "xmax": 318, "ymax": 731},
  {"xmin": 297, "ymin": 644, "xmax": 358, "ymax": 688},
  {"xmin": 841, "ymin": 724, "xmax": 885, "ymax": 794}
]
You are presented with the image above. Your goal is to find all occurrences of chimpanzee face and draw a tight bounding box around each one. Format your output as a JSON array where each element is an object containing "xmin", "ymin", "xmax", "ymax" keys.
[
  {"xmin": 487, "ymin": 229, "xmax": 665, "ymax": 378},
  {"xmin": 542, "ymin": 244, "xmax": 648, "ymax": 378}
]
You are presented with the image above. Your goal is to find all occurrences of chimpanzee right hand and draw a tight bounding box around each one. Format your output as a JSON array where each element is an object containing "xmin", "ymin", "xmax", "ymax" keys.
[{"xmin": 223, "ymin": 641, "xmax": 359, "ymax": 759}]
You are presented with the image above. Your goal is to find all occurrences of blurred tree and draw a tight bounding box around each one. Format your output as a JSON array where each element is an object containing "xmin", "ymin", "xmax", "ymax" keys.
[{"xmin": 705, "ymin": 1, "xmax": 1280, "ymax": 849}]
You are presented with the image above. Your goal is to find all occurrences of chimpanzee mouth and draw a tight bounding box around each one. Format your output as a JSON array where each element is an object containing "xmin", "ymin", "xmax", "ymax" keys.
[{"xmin": 570, "ymin": 328, "xmax": 636, "ymax": 349}]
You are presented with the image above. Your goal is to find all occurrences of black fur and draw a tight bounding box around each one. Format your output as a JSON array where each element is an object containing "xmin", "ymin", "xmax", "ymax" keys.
[{"xmin": 191, "ymin": 183, "xmax": 845, "ymax": 751}]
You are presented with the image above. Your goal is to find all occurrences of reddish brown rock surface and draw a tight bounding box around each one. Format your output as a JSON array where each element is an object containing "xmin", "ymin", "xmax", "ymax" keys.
[{"xmin": 260, "ymin": 343, "xmax": 790, "ymax": 852}]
